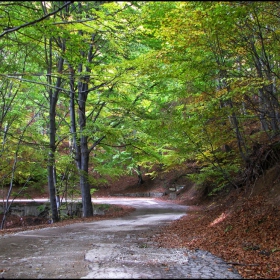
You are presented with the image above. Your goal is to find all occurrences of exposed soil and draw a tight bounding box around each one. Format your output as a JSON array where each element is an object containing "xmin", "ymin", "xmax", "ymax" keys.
[{"xmin": 1, "ymin": 164, "xmax": 280, "ymax": 279}]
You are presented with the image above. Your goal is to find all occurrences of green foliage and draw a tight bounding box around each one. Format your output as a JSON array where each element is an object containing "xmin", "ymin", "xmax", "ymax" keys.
[
  {"xmin": 188, "ymin": 160, "xmax": 240, "ymax": 196},
  {"xmin": 37, "ymin": 204, "xmax": 47, "ymax": 213},
  {"xmin": 93, "ymin": 203, "xmax": 110, "ymax": 211},
  {"xmin": 1, "ymin": 1, "xmax": 280, "ymax": 203},
  {"xmin": 90, "ymin": 188, "xmax": 97, "ymax": 195}
]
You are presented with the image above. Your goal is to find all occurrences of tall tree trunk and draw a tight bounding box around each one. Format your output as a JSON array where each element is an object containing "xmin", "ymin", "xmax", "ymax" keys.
[
  {"xmin": 46, "ymin": 36, "xmax": 64, "ymax": 222},
  {"xmin": 217, "ymin": 76, "xmax": 248, "ymax": 162},
  {"xmin": 250, "ymin": 7, "xmax": 280, "ymax": 135},
  {"xmin": 76, "ymin": 76, "xmax": 94, "ymax": 217},
  {"xmin": 249, "ymin": 37, "xmax": 280, "ymax": 135},
  {"xmin": 212, "ymin": 34, "xmax": 249, "ymax": 162},
  {"xmin": 47, "ymin": 79, "xmax": 59, "ymax": 222},
  {"xmin": 68, "ymin": 56, "xmax": 94, "ymax": 217},
  {"xmin": 67, "ymin": 28, "xmax": 96, "ymax": 217}
]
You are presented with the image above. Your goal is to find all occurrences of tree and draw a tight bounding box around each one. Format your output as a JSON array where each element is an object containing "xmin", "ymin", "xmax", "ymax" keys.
[
  {"xmin": 0, "ymin": 1, "xmax": 74, "ymax": 223},
  {"xmin": 2, "ymin": 1, "xmax": 279, "ymax": 215},
  {"xmin": 65, "ymin": 1, "xmax": 154, "ymax": 217},
  {"xmin": 140, "ymin": 1, "xmax": 280, "ymax": 191}
]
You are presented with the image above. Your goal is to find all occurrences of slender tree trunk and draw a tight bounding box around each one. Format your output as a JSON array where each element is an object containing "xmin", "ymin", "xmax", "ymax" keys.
[
  {"xmin": 250, "ymin": 7, "xmax": 280, "ymax": 135},
  {"xmin": 249, "ymin": 38, "xmax": 279, "ymax": 134},
  {"xmin": 212, "ymin": 34, "xmax": 249, "ymax": 162},
  {"xmin": 227, "ymin": 100, "xmax": 248, "ymax": 162},
  {"xmin": 46, "ymin": 36, "xmax": 64, "ymax": 222},
  {"xmin": 68, "ymin": 60, "xmax": 94, "ymax": 217},
  {"xmin": 48, "ymin": 83, "xmax": 60, "ymax": 222},
  {"xmin": 1, "ymin": 114, "xmax": 37, "ymax": 229},
  {"xmin": 217, "ymin": 76, "xmax": 248, "ymax": 162},
  {"xmin": 76, "ymin": 78, "xmax": 93, "ymax": 217},
  {"xmin": 66, "ymin": 29, "xmax": 97, "ymax": 217}
]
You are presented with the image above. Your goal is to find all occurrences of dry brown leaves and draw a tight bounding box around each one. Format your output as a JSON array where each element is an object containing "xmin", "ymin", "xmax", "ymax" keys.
[{"xmin": 153, "ymin": 193, "xmax": 280, "ymax": 279}]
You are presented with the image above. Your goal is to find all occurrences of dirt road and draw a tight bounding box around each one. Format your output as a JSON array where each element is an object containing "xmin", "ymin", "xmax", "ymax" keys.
[{"xmin": 0, "ymin": 198, "xmax": 242, "ymax": 279}]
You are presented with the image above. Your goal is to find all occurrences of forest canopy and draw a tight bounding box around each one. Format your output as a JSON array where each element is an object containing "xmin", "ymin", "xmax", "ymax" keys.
[{"xmin": 1, "ymin": 1, "xmax": 280, "ymax": 221}]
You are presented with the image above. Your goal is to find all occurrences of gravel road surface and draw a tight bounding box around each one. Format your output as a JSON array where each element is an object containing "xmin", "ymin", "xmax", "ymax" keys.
[{"xmin": 0, "ymin": 198, "xmax": 242, "ymax": 279}]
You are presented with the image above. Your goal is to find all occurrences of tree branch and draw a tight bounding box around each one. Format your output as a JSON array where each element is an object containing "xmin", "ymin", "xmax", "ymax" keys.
[{"xmin": 0, "ymin": 1, "xmax": 73, "ymax": 39}]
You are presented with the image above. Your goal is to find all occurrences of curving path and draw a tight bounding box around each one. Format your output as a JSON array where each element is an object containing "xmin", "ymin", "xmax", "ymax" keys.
[{"xmin": 0, "ymin": 198, "xmax": 242, "ymax": 279}]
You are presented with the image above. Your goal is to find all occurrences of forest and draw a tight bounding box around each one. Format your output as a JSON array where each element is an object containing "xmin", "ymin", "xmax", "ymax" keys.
[{"xmin": 1, "ymin": 1, "xmax": 280, "ymax": 231}]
